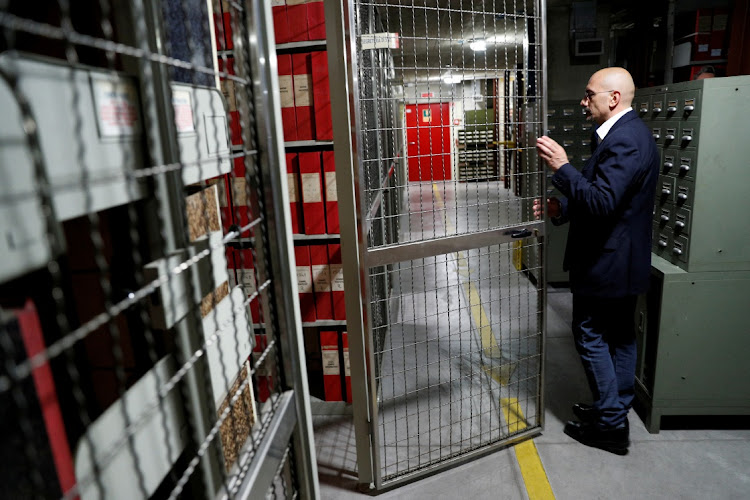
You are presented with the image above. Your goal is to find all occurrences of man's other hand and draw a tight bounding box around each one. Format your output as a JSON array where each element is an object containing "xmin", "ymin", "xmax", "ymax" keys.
[{"xmin": 533, "ymin": 197, "xmax": 561, "ymax": 220}]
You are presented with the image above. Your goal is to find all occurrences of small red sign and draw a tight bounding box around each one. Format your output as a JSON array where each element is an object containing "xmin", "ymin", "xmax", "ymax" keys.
[{"xmin": 421, "ymin": 92, "xmax": 434, "ymax": 98}]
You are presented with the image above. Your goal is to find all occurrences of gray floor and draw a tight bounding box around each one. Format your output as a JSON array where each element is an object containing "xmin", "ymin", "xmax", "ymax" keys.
[{"xmin": 313, "ymin": 182, "xmax": 750, "ymax": 499}]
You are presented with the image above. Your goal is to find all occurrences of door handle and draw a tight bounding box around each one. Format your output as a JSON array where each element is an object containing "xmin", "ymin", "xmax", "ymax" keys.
[{"xmin": 504, "ymin": 229, "xmax": 532, "ymax": 238}]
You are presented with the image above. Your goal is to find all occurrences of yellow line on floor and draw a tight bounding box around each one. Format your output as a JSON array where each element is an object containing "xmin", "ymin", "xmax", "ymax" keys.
[{"xmin": 501, "ymin": 398, "xmax": 555, "ymax": 499}]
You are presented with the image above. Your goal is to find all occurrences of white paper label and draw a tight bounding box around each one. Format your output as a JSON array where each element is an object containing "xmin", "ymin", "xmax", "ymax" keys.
[
  {"xmin": 92, "ymin": 77, "xmax": 140, "ymax": 137},
  {"xmin": 312, "ymin": 264, "xmax": 331, "ymax": 292},
  {"xmin": 228, "ymin": 271, "xmax": 238, "ymax": 288},
  {"xmin": 301, "ymin": 173, "xmax": 322, "ymax": 202},
  {"xmin": 279, "ymin": 75, "xmax": 294, "ymax": 108},
  {"xmin": 233, "ymin": 177, "xmax": 248, "ymax": 205},
  {"xmin": 330, "ymin": 264, "xmax": 344, "ymax": 291},
  {"xmin": 361, "ymin": 32, "xmax": 400, "ymax": 50},
  {"xmin": 710, "ymin": 48, "xmax": 721, "ymax": 57},
  {"xmin": 239, "ymin": 269, "xmax": 257, "ymax": 294},
  {"xmin": 293, "ymin": 74, "xmax": 312, "ymax": 106},
  {"xmin": 325, "ymin": 171, "xmax": 338, "ymax": 201},
  {"xmin": 322, "ymin": 349, "xmax": 340, "ymax": 375},
  {"xmin": 343, "ymin": 349, "xmax": 350, "ymax": 376},
  {"xmin": 271, "ymin": 0, "xmax": 285, "ymax": 6},
  {"xmin": 698, "ymin": 43, "xmax": 709, "ymax": 53},
  {"xmin": 296, "ymin": 266, "xmax": 312, "ymax": 293},
  {"xmin": 172, "ymin": 89, "xmax": 195, "ymax": 133},
  {"xmin": 287, "ymin": 173, "xmax": 298, "ymax": 202}
]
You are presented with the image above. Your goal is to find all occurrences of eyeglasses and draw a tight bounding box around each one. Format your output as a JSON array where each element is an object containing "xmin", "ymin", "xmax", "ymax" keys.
[{"xmin": 583, "ymin": 89, "xmax": 614, "ymax": 101}]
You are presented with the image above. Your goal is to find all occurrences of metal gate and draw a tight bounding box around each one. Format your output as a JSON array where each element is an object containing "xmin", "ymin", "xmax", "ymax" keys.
[
  {"xmin": 328, "ymin": 0, "xmax": 547, "ymax": 490},
  {"xmin": 0, "ymin": 1, "xmax": 316, "ymax": 498}
]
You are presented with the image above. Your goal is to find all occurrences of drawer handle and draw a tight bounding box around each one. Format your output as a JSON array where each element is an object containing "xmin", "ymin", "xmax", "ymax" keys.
[
  {"xmin": 682, "ymin": 134, "xmax": 692, "ymax": 142},
  {"xmin": 684, "ymin": 105, "xmax": 695, "ymax": 112},
  {"xmin": 677, "ymin": 193, "xmax": 688, "ymax": 201},
  {"xmin": 675, "ymin": 220, "xmax": 685, "ymax": 229},
  {"xmin": 653, "ymin": 133, "xmax": 661, "ymax": 140},
  {"xmin": 672, "ymin": 247, "xmax": 683, "ymax": 256},
  {"xmin": 680, "ymin": 164, "xmax": 690, "ymax": 172},
  {"xmin": 653, "ymin": 106, "xmax": 662, "ymax": 112},
  {"xmin": 660, "ymin": 214, "xmax": 670, "ymax": 222},
  {"xmin": 664, "ymin": 161, "xmax": 674, "ymax": 169},
  {"xmin": 667, "ymin": 106, "xmax": 677, "ymax": 112},
  {"xmin": 662, "ymin": 188, "xmax": 671, "ymax": 196},
  {"xmin": 665, "ymin": 134, "xmax": 675, "ymax": 140},
  {"xmin": 658, "ymin": 240, "xmax": 668, "ymax": 248}
]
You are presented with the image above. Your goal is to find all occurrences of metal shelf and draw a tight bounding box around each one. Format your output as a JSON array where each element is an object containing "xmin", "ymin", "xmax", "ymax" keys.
[
  {"xmin": 293, "ymin": 234, "xmax": 341, "ymax": 242},
  {"xmin": 254, "ymin": 320, "xmax": 346, "ymax": 328},
  {"xmin": 284, "ymin": 140, "xmax": 334, "ymax": 149},
  {"xmin": 276, "ymin": 40, "xmax": 327, "ymax": 52}
]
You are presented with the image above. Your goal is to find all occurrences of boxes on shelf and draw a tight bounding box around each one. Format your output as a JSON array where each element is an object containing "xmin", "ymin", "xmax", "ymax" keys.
[
  {"xmin": 292, "ymin": 53, "xmax": 314, "ymax": 140},
  {"xmin": 323, "ymin": 151, "xmax": 338, "ymax": 234},
  {"xmin": 328, "ymin": 243, "xmax": 345, "ymax": 320},
  {"xmin": 310, "ymin": 245, "xmax": 333, "ymax": 320},
  {"xmin": 299, "ymin": 151, "xmax": 326, "ymax": 234},
  {"xmin": 294, "ymin": 245, "xmax": 316, "ymax": 322},
  {"xmin": 320, "ymin": 331, "xmax": 342, "ymax": 401},
  {"xmin": 286, "ymin": 152, "xmax": 304, "ymax": 233},
  {"xmin": 271, "ymin": 0, "xmax": 290, "ymax": 44},
  {"xmin": 311, "ymin": 51, "xmax": 332, "ymax": 141},
  {"xmin": 277, "ymin": 54, "xmax": 297, "ymax": 141}
]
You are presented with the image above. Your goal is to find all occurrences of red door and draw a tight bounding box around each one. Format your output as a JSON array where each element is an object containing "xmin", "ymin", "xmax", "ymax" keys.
[{"xmin": 405, "ymin": 102, "xmax": 451, "ymax": 181}]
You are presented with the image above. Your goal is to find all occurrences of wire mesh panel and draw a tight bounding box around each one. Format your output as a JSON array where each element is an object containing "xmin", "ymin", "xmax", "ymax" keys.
[
  {"xmin": 0, "ymin": 1, "xmax": 314, "ymax": 498},
  {"xmin": 346, "ymin": 0, "xmax": 546, "ymax": 488}
]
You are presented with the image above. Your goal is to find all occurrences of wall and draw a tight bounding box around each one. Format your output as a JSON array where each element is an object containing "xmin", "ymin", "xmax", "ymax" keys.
[{"xmin": 546, "ymin": 3, "xmax": 612, "ymax": 101}]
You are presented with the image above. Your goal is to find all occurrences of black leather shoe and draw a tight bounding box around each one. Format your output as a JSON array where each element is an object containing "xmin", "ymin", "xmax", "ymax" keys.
[
  {"xmin": 564, "ymin": 420, "xmax": 630, "ymax": 455},
  {"xmin": 572, "ymin": 403, "xmax": 597, "ymax": 422}
]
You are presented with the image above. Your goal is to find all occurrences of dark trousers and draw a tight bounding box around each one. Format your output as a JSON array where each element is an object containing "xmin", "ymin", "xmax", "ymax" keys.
[{"xmin": 572, "ymin": 294, "xmax": 638, "ymax": 428}]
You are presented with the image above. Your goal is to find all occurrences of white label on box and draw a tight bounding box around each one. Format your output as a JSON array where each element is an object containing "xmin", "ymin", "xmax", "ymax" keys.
[
  {"xmin": 233, "ymin": 177, "xmax": 248, "ymax": 205},
  {"xmin": 278, "ymin": 75, "xmax": 294, "ymax": 108},
  {"xmin": 698, "ymin": 43, "xmax": 709, "ymax": 53},
  {"xmin": 286, "ymin": 0, "xmax": 307, "ymax": 5},
  {"xmin": 710, "ymin": 48, "xmax": 721, "ymax": 57},
  {"xmin": 228, "ymin": 271, "xmax": 238, "ymax": 288},
  {"xmin": 344, "ymin": 349, "xmax": 350, "ymax": 376},
  {"xmin": 271, "ymin": 0, "xmax": 285, "ymax": 6},
  {"xmin": 239, "ymin": 269, "xmax": 257, "ymax": 294},
  {"xmin": 91, "ymin": 76, "xmax": 141, "ymax": 137},
  {"xmin": 325, "ymin": 171, "xmax": 338, "ymax": 201},
  {"xmin": 172, "ymin": 89, "xmax": 195, "ymax": 133},
  {"xmin": 287, "ymin": 173, "xmax": 298, "ymax": 202},
  {"xmin": 312, "ymin": 264, "xmax": 331, "ymax": 292},
  {"xmin": 301, "ymin": 173, "xmax": 322, "ymax": 202},
  {"xmin": 330, "ymin": 264, "xmax": 344, "ymax": 291},
  {"xmin": 296, "ymin": 266, "xmax": 312, "ymax": 293},
  {"xmin": 293, "ymin": 74, "xmax": 312, "ymax": 106},
  {"xmin": 361, "ymin": 32, "xmax": 400, "ymax": 50},
  {"xmin": 220, "ymin": 80, "xmax": 236, "ymax": 111},
  {"xmin": 322, "ymin": 349, "xmax": 340, "ymax": 375}
]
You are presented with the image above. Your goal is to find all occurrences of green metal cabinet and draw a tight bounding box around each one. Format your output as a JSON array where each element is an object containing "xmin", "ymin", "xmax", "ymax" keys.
[{"xmin": 634, "ymin": 256, "xmax": 750, "ymax": 433}]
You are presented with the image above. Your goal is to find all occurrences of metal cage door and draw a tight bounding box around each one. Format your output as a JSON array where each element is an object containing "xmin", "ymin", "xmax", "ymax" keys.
[{"xmin": 329, "ymin": 0, "xmax": 548, "ymax": 490}]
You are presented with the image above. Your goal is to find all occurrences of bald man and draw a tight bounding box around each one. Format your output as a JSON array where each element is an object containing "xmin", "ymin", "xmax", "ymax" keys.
[{"xmin": 534, "ymin": 68, "xmax": 659, "ymax": 455}]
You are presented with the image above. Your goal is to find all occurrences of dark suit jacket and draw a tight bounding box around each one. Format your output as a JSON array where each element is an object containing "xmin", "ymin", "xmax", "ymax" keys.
[{"xmin": 550, "ymin": 109, "xmax": 659, "ymax": 297}]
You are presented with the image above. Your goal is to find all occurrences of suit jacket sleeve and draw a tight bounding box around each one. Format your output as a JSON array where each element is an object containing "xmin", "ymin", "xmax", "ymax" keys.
[{"xmin": 551, "ymin": 135, "xmax": 641, "ymax": 218}]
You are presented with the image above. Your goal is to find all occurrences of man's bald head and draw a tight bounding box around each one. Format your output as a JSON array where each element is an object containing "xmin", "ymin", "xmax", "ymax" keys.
[{"xmin": 582, "ymin": 67, "xmax": 635, "ymax": 125}]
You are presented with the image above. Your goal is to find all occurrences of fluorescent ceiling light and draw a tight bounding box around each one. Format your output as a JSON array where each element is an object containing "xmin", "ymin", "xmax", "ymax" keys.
[
  {"xmin": 469, "ymin": 40, "xmax": 487, "ymax": 51},
  {"xmin": 442, "ymin": 74, "xmax": 462, "ymax": 84}
]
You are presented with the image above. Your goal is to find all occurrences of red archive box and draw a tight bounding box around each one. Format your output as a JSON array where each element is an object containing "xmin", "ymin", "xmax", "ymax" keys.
[
  {"xmin": 310, "ymin": 244, "xmax": 333, "ymax": 320},
  {"xmin": 214, "ymin": 13, "xmax": 227, "ymax": 50},
  {"xmin": 219, "ymin": 58, "xmax": 242, "ymax": 145},
  {"xmin": 221, "ymin": 12, "xmax": 234, "ymax": 50},
  {"xmin": 328, "ymin": 243, "xmax": 346, "ymax": 320},
  {"xmin": 271, "ymin": 0, "xmax": 290, "ymax": 45},
  {"xmin": 239, "ymin": 249, "xmax": 261, "ymax": 323},
  {"xmin": 220, "ymin": 206, "xmax": 234, "ymax": 233},
  {"xmin": 710, "ymin": 8, "xmax": 729, "ymax": 59},
  {"xmin": 693, "ymin": 9, "xmax": 713, "ymax": 61},
  {"xmin": 253, "ymin": 334, "xmax": 273, "ymax": 402},
  {"xmin": 286, "ymin": 0, "xmax": 309, "ymax": 43},
  {"xmin": 286, "ymin": 153, "xmax": 303, "ymax": 234},
  {"xmin": 278, "ymin": 54, "xmax": 297, "ymax": 141},
  {"xmin": 320, "ymin": 331, "xmax": 343, "ymax": 401},
  {"xmin": 311, "ymin": 51, "xmax": 332, "ymax": 141},
  {"xmin": 299, "ymin": 152, "xmax": 326, "ymax": 234},
  {"xmin": 307, "ymin": 1, "xmax": 326, "ymax": 40},
  {"xmin": 292, "ymin": 53, "xmax": 314, "ymax": 140},
  {"xmin": 294, "ymin": 246, "xmax": 316, "ymax": 322},
  {"xmin": 322, "ymin": 151, "xmax": 338, "ymax": 233},
  {"xmin": 342, "ymin": 332, "xmax": 351, "ymax": 403}
]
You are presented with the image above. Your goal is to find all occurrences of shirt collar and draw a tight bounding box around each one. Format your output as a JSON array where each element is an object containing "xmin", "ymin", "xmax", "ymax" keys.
[{"xmin": 595, "ymin": 107, "xmax": 633, "ymax": 142}]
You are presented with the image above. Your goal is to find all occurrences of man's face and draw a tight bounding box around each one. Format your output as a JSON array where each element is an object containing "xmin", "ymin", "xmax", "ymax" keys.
[{"xmin": 580, "ymin": 77, "xmax": 611, "ymax": 125}]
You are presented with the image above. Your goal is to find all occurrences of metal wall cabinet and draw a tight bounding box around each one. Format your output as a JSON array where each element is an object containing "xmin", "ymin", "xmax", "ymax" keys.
[
  {"xmin": 634, "ymin": 256, "xmax": 750, "ymax": 433},
  {"xmin": 633, "ymin": 76, "xmax": 750, "ymax": 433},
  {"xmin": 0, "ymin": 1, "xmax": 317, "ymax": 498},
  {"xmin": 638, "ymin": 76, "xmax": 750, "ymax": 273},
  {"xmin": 542, "ymin": 100, "xmax": 592, "ymax": 283}
]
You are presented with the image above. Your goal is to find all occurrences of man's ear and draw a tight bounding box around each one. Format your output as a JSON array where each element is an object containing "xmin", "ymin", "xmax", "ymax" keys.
[{"xmin": 610, "ymin": 90, "xmax": 621, "ymax": 109}]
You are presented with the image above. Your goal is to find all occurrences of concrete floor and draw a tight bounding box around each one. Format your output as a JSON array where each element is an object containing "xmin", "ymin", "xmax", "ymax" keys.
[{"xmin": 313, "ymin": 182, "xmax": 750, "ymax": 499}]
